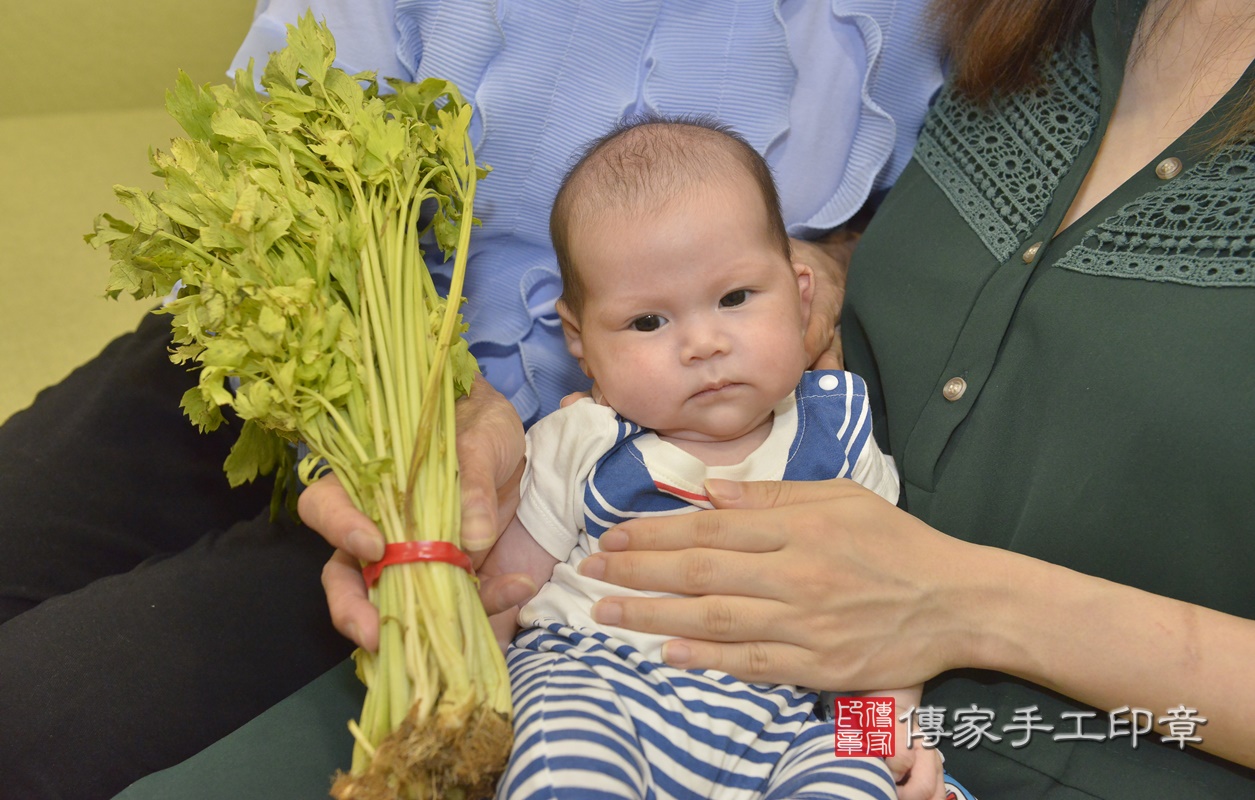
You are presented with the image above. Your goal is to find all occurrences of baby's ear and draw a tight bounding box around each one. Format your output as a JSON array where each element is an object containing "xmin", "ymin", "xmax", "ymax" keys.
[
  {"xmin": 556, "ymin": 299, "xmax": 593, "ymax": 378},
  {"xmin": 792, "ymin": 261, "xmax": 815, "ymax": 329}
]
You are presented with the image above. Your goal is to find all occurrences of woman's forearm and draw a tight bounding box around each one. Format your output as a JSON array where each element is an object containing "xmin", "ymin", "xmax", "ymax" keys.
[{"xmin": 960, "ymin": 542, "xmax": 1255, "ymax": 767}]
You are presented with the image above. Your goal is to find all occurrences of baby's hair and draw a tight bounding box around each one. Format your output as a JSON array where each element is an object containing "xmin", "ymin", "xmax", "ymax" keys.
[{"xmin": 550, "ymin": 113, "xmax": 790, "ymax": 319}]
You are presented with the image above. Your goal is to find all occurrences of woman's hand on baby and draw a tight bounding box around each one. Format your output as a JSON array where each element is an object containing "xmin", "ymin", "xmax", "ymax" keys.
[
  {"xmin": 299, "ymin": 374, "xmax": 532, "ymax": 651},
  {"xmin": 558, "ymin": 382, "xmax": 607, "ymax": 408},
  {"xmin": 577, "ymin": 477, "xmax": 984, "ymax": 692},
  {"xmin": 790, "ymin": 229, "xmax": 859, "ymax": 370}
]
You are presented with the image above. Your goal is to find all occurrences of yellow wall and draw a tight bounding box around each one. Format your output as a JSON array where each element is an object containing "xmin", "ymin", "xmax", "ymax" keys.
[
  {"xmin": 0, "ymin": 0, "xmax": 258, "ymax": 422},
  {"xmin": 1, "ymin": 1, "xmax": 259, "ymax": 117}
]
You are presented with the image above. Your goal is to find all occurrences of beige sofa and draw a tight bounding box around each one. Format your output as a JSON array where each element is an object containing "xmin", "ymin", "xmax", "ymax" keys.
[{"xmin": 0, "ymin": 0, "xmax": 258, "ymax": 422}]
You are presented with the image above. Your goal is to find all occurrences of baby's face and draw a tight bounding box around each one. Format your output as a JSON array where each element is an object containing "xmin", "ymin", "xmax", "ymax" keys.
[{"xmin": 561, "ymin": 174, "xmax": 811, "ymax": 444}]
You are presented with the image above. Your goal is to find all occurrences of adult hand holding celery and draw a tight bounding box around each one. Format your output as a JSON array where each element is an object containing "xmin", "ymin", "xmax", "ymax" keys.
[{"xmin": 87, "ymin": 14, "xmax": 509, "ymax": 799}]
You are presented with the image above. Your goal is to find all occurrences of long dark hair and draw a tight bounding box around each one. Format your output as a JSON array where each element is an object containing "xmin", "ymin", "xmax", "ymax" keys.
[
  {"xmin": 933, "ymin": 0, "xmax": 1253, "ymax": 144},
  {"xmin": 935, "ymin": 0, "xmax": 1095, "ymax": 102}
]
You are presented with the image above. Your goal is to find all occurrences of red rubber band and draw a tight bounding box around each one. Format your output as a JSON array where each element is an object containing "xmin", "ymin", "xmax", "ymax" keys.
[{"xmin": 362, "ymin": 541, "xmax": 473, "ymax": 587}]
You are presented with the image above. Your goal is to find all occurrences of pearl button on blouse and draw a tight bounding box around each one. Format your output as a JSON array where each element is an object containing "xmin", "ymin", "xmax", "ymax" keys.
[
  {"xmin": 942, "ymin": 377, "xmax": 967, "ymax": 402},
  {"xmin": 1155, "ymin": 157, "xmax": 1183, "ymax": 180}
]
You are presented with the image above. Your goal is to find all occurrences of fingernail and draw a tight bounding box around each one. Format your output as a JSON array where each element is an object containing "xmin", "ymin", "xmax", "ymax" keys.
[
  {"xmin": 592, "ymin": 600, "xmax": 622, "ymax": 625},
  {"xmin": 704, "ymin": 478, "xmax": 741, "ymax": 502},
  {"xmin": 348, "ymin": 529, "xmax": 384, "ymax": 562},
  {"xmin": 579, "ymin": 555, "xmax": 606, "ymax": 580},
  {"xmin": 461, "ymin": 505, "xmax": 494, "ymax": 551},
  {"xmin": 662, "ymin": 641, "xmax": 691, "ymax": 667},
  {"xmin": 346, "ymin": 622, "xmax": 363, "ymax": 647},
  {"xmin": 503, "ymin": 577, "xmax": 537, "ymax": 607},
  {"xmin": 599, "ymin": 529, "xmax": 628, "ymax": 551}
]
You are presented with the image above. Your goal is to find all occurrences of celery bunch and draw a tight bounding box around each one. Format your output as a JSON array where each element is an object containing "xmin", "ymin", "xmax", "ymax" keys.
[{"xmin": 88, "ymin": 15, "xmax": 510, "ymax": 799}]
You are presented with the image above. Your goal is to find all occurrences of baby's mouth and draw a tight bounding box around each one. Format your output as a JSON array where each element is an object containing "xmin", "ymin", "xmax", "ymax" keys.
[{"xmin": 692, "ymin": 380, "xmax": 736, "ymax": 399}]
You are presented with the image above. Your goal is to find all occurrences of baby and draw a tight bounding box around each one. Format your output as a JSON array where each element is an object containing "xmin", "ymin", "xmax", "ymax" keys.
[{"xmin": 481, "ymin": 116, "xmax": 957, "ymax": 800}]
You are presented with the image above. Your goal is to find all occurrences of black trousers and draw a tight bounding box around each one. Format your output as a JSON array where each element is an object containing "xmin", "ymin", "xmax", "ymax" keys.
[{"xmin": 0, "ymin": 312, "xmax": 352, "ymax": 799}]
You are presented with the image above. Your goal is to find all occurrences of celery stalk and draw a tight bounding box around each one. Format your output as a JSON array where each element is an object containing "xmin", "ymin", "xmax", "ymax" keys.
[{"xmin": 87, "ymin": 14, "xmax": 510, "ymax": 799}]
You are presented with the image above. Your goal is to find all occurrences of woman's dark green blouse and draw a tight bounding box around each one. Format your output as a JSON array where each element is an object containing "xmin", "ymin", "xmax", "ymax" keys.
[{"xmin": 843, "ymin": 0, "xmax": 1254, "ymax": 796}]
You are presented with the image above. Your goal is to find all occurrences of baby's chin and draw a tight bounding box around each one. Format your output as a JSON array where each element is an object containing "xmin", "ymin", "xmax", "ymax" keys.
[
  {"xmin": 654, "ymin": 412, "xmax": 775, "ymax": 444},
  {"xmin": 658, "ymin": 426, "xmax": 754, "ymax": 443}
]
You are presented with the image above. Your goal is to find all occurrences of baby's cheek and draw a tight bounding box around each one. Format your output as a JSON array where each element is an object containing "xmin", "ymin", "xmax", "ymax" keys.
[{"xmin": 599, "ymin": 363, "xmax": 665, "ymax": 419}]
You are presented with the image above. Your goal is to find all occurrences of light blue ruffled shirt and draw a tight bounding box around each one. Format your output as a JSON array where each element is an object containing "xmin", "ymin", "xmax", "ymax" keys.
[{"xmin": 232, "ymin": 0, "xmax": 943, "ymax": 426}]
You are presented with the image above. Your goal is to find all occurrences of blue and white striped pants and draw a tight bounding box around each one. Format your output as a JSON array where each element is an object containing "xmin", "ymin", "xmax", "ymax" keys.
[{"xmin": 495, "ymin": 623, "xmax": 898, "ymax": 800}]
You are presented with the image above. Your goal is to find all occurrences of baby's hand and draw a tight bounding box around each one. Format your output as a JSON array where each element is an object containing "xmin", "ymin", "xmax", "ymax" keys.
[
  {"xmin": 885, "ymin": 737, "xmax": 944, "ymax": 800},
  {"xmin": 875, "ymin": 687, "xmax": 945, "ymax": 800}
]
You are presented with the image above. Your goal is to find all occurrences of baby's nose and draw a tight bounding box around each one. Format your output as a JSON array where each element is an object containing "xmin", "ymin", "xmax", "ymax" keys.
[{"xmin": 680, "ymin": 319, "xmax": 730, "ymax": 362}]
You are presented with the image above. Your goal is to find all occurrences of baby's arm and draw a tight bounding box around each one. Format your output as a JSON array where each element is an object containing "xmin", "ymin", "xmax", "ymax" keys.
[
  {"xmin": 477, "ymin": 515, "xmax": 560, "ymax": 649},
  {"xmin": 485, "ymin": 397, "xmax": 621, "ymax": 647}
]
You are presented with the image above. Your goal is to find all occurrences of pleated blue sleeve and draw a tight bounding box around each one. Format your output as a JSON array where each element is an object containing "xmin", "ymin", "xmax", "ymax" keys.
[{"xmin": 230, "ymin": 0, "xmax": 943, "ymax": 425}]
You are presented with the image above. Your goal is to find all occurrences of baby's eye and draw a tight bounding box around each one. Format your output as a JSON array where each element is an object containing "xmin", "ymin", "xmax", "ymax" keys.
[
  {"xmin": 719, "ymin": 289, "xmax": 749, "ymax": 308},
  {"xmin": 631, "ymin": 315, "xmax": 664, "ymax": 332}
]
